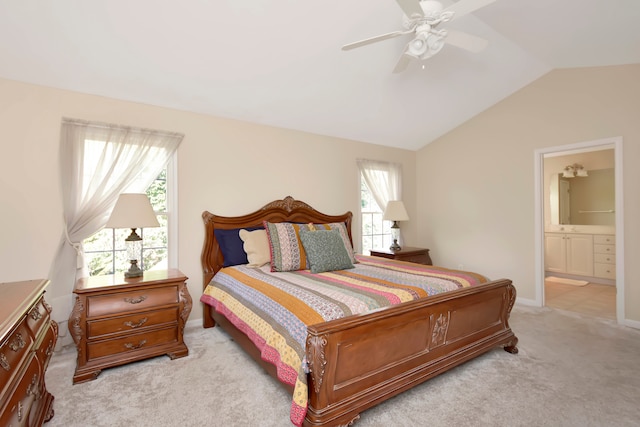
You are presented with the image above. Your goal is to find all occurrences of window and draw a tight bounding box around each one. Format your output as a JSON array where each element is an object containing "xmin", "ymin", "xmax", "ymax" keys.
[
  {"xmin": 357, "ymin": 159, "xmax": 403, "ymax": 255},
  {"xmin": 83, "ymin": 167, "xmax": 173, "ymax": 276},
  {"xmin": 360, "ymin": 177, "xmax": 392, "ymax": 255}
]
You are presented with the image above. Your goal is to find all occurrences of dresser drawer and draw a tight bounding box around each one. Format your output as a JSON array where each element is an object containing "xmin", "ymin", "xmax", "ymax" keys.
[
  {"xmin": 35, "ymin": 321, "xmax": 57, "ymax": 373},
  {"xmin": 0, "ymin": 321, "xmax": 34, "ymax": 395},
  {"xmin": 0, "ymin": 354, "xmax": 40, "ymax": 427},
  {"xmin": 594, "ymin": 263, "xmax": 616, "ymax": 279},
  {"xmin": 594, "ymin": 244, "xmax": 615, "ymax": 255},
  {"xmin": 87, "ymin": 326, "xmax": 179, "ymax": 360},
  {"xmin": 87, "ymin": 307, "xmax": 179, "ymax": 339},
  {"xmin": 87, "ymin": 285, "xmax": 179, "ymax": 317},
  {"xmin": 594, "ymin": 253, "xmax": 615, "ymax": 264},
  {"xmin": 26, "ymin": 297, "xmax": 50, "ymax": 338},
  {"xmin": 594, "ymin": 235, "xmax": 615, "ymax": 245}
]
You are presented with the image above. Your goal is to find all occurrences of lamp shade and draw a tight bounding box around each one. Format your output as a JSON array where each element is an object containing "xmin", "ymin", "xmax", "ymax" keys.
[
  {"xmin": 383, "ymin": 201, "xmax": 409, "ymax": 222},
  {"xmin": 105, "ymin": 193, "xmax": 160, "ymax": 229}
]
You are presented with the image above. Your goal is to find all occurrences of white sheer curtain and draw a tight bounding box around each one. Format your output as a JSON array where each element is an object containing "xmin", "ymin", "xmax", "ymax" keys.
[
  {"xmin": 357, "ymin": 159, "xmax": 403, "ymax": 211},
  {"xmin": 49, "ymin": 118, "xmax": 183, "ymax": 299}
]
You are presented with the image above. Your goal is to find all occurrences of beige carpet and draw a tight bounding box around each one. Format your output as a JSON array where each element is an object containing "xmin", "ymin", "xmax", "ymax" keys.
[{"xmin": 45, "ymin": 306, "xmax": 640, "ymax": 427}]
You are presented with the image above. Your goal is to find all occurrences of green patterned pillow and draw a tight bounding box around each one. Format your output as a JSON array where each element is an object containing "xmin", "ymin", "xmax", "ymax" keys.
[{"xmin": 299, "ymin": 229, "xmax": 354, "ymax": 274}]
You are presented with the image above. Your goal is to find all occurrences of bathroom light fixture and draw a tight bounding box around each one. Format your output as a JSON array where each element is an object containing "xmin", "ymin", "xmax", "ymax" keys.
[{"xmin": 562, "ymin": 163, "xmax": 588, "ymax": 178}]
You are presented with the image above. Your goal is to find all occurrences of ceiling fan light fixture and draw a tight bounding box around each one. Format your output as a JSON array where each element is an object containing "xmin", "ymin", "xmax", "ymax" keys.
[
  {"xmin": 408, "ymin": 36, "xmax": 428, "ymax": 56},
  {"xmin": 427, "ymin": 33, "xmax": 445, "ymax": 53}
]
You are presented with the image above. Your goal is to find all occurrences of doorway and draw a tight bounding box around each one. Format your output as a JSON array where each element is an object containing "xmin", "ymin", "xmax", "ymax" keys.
[{"xmin": 534, "ymin": 137, "xmax": 624, "ymax": 323}]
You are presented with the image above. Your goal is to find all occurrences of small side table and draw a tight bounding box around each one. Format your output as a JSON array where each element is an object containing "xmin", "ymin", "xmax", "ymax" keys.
[
  {"xmin": 68, "ymin": 268, "xmax": 192, "ymax": 384},
  {"xmin": 370, "ymin": 246, "xmax": 433, "ymax": 265}
]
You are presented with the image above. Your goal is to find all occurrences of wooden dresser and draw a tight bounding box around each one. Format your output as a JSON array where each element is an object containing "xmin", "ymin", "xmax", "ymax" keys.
[
  {"xmin": 370, "ymin": 246, "xmax": 433, "ymax": 265},
  {"xmin": 0, "ymin": 279, "xmax": 58, "ymax": 426},
  {"xmin": 68, "ymin": 269, "xmax": 191, "ymax": 384}
]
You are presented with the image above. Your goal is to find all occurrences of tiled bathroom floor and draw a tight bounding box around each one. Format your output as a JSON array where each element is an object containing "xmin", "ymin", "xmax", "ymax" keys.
[{"xmin": 544, "ymin": 280, "xmax": 616, "ymax": 320}]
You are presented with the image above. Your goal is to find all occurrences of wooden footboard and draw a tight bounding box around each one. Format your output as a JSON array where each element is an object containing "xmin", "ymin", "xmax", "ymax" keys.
[{"xmin": 304, "ymin": 278, "xmax": 517, "ymax": 427}]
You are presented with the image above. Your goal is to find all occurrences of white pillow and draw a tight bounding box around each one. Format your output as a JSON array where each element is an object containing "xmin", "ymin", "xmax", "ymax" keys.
[{"xmin": 239, "ymin": 229, "xmax": 271, "ymax": 267}]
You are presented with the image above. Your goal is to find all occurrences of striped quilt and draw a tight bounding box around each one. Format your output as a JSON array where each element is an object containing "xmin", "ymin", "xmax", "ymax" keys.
[{"xmin": 200, "ymin": 255, "xmax": 488, "ymax": 426}]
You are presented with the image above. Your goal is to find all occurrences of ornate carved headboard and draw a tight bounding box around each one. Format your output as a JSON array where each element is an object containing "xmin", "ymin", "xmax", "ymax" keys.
[{"xmin": 201, "ymin": 195, "xmax": 353, "ymax": 293}]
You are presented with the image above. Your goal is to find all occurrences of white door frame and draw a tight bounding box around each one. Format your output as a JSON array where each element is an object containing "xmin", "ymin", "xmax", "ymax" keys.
[{"xmin": 534, "ymin": 136, "xmax": 624, "ymax": 323}]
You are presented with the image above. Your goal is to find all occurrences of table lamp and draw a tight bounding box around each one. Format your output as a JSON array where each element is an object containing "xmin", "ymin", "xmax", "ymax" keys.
[
  {"xmin": 105, "ymin": 193, "xmax": 160, "ymax": 278},
  {"xmin": 383, "ymin": 200, "xmax": 409, "ymax": 251}
]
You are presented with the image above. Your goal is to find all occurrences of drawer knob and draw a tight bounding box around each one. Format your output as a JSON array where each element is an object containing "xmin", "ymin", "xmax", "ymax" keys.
[
  {"xmin": 124, "ymin": 340, "xmax": 147, "ymax": 350},
  {"xmin": 123, "ymin": 317, "xmax": 148, "ymax": 329},
  {"xmin": 0, "ymin": 353, "xmax": 10, "ymax": 371},
  {"xmin": 124, "ymin": 295, "xmax": 147, "ymax": 304},
  {"xmin": 9, "ymin": 333, "xmax": 26, "ymax": 352},
  {"xmin": 26, "ymin": 374, "xmax": 40, "ymax": 399},
  {"xmin": 30, "ymin": 307, "xmax": 43, "ymax": 321}
]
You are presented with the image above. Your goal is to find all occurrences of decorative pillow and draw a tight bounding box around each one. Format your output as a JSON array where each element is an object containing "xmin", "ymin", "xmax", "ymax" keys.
[
  {"xmin": 311, "ymin": 222, "xmax": 358, "ymax": 264},
  {"xmin": 239, "ymin": 229, "xmax": 270, "ymax": 267},
  {"xmin": 263, "ymin": 221, "xmax": 310, "ymax": 272},
  {"xmin": 214, "ymin": 226, "xmax": 263, "ymax": 267},
  {"xmin": 299, "ymin": 229, "xmax": 355, "ymax": 274}
]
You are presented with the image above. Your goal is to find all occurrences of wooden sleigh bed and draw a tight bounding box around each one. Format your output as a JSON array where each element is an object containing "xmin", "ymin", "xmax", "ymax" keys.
[{"xmin": 201, "ymin": 196, "xmax": 518, "ymax": 427}]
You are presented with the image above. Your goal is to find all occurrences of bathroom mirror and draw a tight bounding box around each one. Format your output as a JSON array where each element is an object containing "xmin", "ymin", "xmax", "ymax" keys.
[{"xmin": 549, "ymin": 168, "xmax": 615, "ymax": 226}]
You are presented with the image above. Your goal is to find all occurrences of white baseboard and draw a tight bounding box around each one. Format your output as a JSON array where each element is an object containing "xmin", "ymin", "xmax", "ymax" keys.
[
  {"xmin": 515, "ymin": 297, "xmax": 539, "ymax": 307},
  {"xmin": 623, "ymin": 318, "xmax": 640, "ymax": 330}
]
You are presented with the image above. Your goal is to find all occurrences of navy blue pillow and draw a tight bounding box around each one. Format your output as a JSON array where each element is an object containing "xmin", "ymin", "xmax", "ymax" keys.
[{"xmin": 215, "ymin": 226, "xmax": 264, "ymax": 267}]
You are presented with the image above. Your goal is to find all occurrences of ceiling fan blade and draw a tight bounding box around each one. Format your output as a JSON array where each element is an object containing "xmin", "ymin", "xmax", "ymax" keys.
[
  {"xmin": 445, "ymin": 30, "xmax": 488, "ymax": 53},
  {"xmin": 444, "ymin": 0, "xmax": 496, "ymax": 19},
  {"xmin": 395, "ymin": 0, "xmax": 423, "ymax": 19},
  {"xmin": 342, "ymin": 30, "xmax": 410, "ymax": 51},
  {"xmin": 393, "ymin": 52, "xmax": 413, "ymax": 73}
]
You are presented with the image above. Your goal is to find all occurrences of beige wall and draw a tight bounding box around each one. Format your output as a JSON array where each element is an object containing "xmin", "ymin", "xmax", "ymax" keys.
[
  {"xmin": 416, "ymin": 64, "xmax": 640, "ymax": 325},
  {"xmin": 0, "ymin": 78, "xmax": 416, "ymax": 326}
]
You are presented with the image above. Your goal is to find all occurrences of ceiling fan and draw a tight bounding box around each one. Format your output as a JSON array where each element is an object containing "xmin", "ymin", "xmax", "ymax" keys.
[{"xmin": 342, "ymin": 0, "xmax": 496, "ymax": 73}]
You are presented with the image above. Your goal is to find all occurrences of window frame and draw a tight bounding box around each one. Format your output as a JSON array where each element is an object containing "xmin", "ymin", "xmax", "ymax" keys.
[{"xmin": 359, "ymin": 173, "xmax": 392, "ymax": 255}]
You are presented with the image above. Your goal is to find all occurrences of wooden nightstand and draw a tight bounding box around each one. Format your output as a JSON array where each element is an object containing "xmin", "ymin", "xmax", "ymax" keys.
[
  {"xmin": 370, "ymin": 247, "xmax": 433, "ymax": 265},
  {"xmin": 68, "ymin": 269, "xmax": 192, "ymax": 384}
]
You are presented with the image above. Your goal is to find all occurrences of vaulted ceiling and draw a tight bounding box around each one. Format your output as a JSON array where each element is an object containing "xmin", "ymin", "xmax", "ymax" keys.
[{"xmin": 1, "ymin": 0, "xmax": 639, "ymax": 150}]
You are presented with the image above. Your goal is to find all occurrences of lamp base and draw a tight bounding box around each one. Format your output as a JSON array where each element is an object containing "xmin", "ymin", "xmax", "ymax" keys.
[
  {"xmin": 389, "ymin": 239, "xmax": 401, "ymax": 251},
  {"xmin": 124, "ymin": 259, "xmax": 143, "ymax": 278}
]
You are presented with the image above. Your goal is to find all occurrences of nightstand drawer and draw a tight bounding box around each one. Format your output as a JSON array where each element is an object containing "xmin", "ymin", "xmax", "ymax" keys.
[
  {"xmin": 397, "ymin": 254, "xmax": 431, "ymax": 264},
  {"xmin": 370, "ymin": 247, "xmax": 432, "ymax": 266},
  {"xmin": 87, "ymin": 326, "xmax": 178, "ymax": 360},
  {"xmin": 87, "ymin": 285, "xmax": 179, "ymax": 317},
  {"xmin": 88, "ymin": 307, "xmax": 179, "ymax": 338}
]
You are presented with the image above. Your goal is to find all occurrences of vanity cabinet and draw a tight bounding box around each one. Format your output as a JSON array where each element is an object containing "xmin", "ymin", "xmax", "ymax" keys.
[
  {"xmin": 544, "ymin": 233, "xmax": 594, "ymax": 277},
  {"xmin": 593, "ymin": 235, "xmax": 616, "ymax": 279}
]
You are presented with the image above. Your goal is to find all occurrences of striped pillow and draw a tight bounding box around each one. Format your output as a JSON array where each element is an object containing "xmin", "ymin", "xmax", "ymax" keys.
[{"xmin": 264, "ymin": 222, "xmax": 311, "ymax": 272}]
